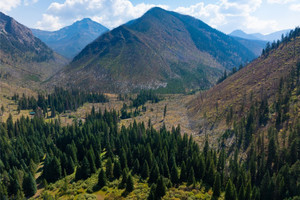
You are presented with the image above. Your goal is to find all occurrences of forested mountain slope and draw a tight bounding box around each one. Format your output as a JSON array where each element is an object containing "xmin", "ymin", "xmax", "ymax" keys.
[{"xmin": 49, "ymin": 7, "xmax": 256, "ymax": 93}]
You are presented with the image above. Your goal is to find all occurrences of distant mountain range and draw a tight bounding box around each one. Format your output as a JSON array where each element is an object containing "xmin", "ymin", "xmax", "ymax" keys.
[
  {"xmin": 49, "ymin": 7, "xmax": 257, "ymax": 93},
  {"xmin": 230, "ymin": 29, "xmax": 291, "ymax": 41},
  {"xmin": 0, "ymin": 12, "xmax": 67, "ymax": 87},
  {"xmin": 32, "ymin": 18, "xmax": 109, "ymax": 59}
]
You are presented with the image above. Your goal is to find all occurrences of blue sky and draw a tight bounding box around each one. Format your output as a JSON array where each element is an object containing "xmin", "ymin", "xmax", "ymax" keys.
[{"xmin": 1, "ymin": 0, "xmax": 300, "ymax": 34}]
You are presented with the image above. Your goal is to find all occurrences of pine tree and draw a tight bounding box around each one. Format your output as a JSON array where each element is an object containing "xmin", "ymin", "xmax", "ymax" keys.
[
  {"xmin": 171, "ymin": 164, "xmax": 179, "ymax": 186},
  {"xmin": 133, "ymin": 159, "xmax": 140, "ymax": 174},
  {"xmin": 155, "ymin": 176, "xmax": 166, "ymax": 199},
  {"xmin": 187, "ymin": 168, "xmax": 195, "ymax": 186},
  {"xmin": 75, "ymin": 157, "xmax": 91, "ymax": 180},
  {"xmin": 147, "ymin": 184, "xmax": 156, "ymax": 200},
  {"xmin": 225, "ymin": 179, "xmax": 237, "ymax": 200},
  {"xmin": 148, "ymin": 164, "xmax": 159, "ymax": 184},
  {"xmin": 212, "ymin": 172, "xmax": 221, "ymax": 199},
  {"xmin": 238, "ymin": 184, "xmax": 245, "ymax": 200},
  {"xmin": 106, "ymin": 158, "xmax": 113, "ymax": 180},
  {"xmin": 142, "ymin": 161, "xmax": 150, "ymax": 180},
  {"xmin": 98, "ymin": 169, "xmax": 106, "ymax": 188},
  {"xmin": 119, "ymin": 169, "xmax": 128, "ymax": 189},
  {"xmin": 180, "ymin": 162, "xmax": 187, "ymax": 182},
  {"xmin": 22, "ymin": 173, "xmax": 37, "ymax": 197},
  {"xmin": 125, "ymin": 174, "xmax": 134, "ymax": 193},
  {"xmin": 113, "ymin": 160, "xmax": 122, "ymax": 179}
]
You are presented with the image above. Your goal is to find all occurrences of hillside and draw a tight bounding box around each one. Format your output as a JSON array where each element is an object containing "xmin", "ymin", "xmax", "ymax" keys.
[
  {"xmin": 49, "ymin": 7, "xmax": 257, "ymax": 93},
  {"xmin": 0, "ymin": 12, "xmax": 67, "ymax": 87},
  {"xmin": 32, "ymin": 18, "xmax": 109, "ymax": 59},
  {"xmin": 188, "ymin": 28, "xmax": 300, "ymax": 146}
]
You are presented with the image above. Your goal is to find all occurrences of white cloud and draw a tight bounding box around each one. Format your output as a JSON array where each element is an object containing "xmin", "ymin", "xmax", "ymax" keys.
[
  {"xmin": 35, "ymin": 14, "xmax": 63, "ymax": 31},
  {"xmin": 290, "ymin": 3, "xmax": 300, "ymax": 11},
  {"xmin": 243, "ymin": 15, "xmax": 278, "ymax": 31},
  {"xmin": 175, "ymin": 3, "xmax": 226, "ymax": 28},
  {"xmin": 175, "ymin": 0, "xmax": 279, "ymax": 34},
  {"xmin": 0, "ymin": 0, "xmax": 21, "ymax": 12},
  {"xmin": 36, "ymin": 0, "xmax": 168, "ymax": 30},
  {"xmin": 24, "ymin": 0, "xmax": 39, "ymax": 6},
  {"xmin": 267, "ymin": 0, "xmax": 295, "ymax": 4}
]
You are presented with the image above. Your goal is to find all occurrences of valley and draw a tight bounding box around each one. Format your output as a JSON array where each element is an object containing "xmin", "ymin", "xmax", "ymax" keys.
[{"xmin": 0, "ymin": 5, "xmax": 300, "ymax": 200}]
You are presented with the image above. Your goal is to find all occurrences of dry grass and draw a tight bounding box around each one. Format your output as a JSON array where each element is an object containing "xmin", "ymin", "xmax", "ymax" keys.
[
  {"xmin": 187, "ymin": 36, "xmax": 300, "ymax": 147},
  {"xmin": 0, "ymin": 82, "xmax": 37, "ymax": 122}
]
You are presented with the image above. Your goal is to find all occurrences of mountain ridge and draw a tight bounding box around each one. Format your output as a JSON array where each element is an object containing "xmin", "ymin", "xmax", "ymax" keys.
[
  {"xmin": 230, "ymin": 29, "xmax": 292, "ymax": 41},
  {"xmin": 49, "ymin": 7, "xmax": 257, "ymax": 93},
  {"xmin": 32, "ymin": 18, "xmax": 109, "ymax": 59}
]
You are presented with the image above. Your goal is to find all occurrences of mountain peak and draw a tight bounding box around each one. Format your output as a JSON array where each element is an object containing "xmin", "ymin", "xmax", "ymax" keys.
[
  {"xmin": 49, "ymin": 7, "xmax": 256, "ymax": 93},
  {"xmin": 143, "ymin": 6, "xmax": 170, "ymax": 17},
  {"xmin": 32, "ymin": 18, "xmax": 109, "ymax": 59}
]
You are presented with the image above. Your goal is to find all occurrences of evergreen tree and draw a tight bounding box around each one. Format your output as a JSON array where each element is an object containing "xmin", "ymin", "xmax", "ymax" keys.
[
  {"xmin": 238, "ymin": 184, "xmax": 245, "ymax": 200},
  {"xmin": 147, "ymin": 184, "xmax": 156, "ymax": 200},
  {"xmin": 125, "ymin": 174, "xmax": 134, "ymax": 193},
  {"xmin": 212, "ymin": 172, "xmax": 221, "ymax": 199},
  {"xmin": 187, "ymin": 167, "xmax": 195, "ymax": 186},
  {"xmin": 133, "ymin": 159, "xmax": 140, "ymax": 175},
  {"xmin": 98, "ymin": 169, "xmax": 106, "ymax": 189},
  {"xmin": 155, "ymin": 176, "xmax": 166, "ymax": 199},
  {"xmin": 113, "ymin": 160, "xmax": 122, "ymax": 179},
  {"xmin": 142, "ymin": 161, "xmax": 150, "ymax": 180},
  {"xmin": 75, "ymin": 157, "xmax": 91, "ymax": 180},
  {"xmin": 148, "ymin": 164, "xmax": 159, "ymax": 184},
  {"xmin": 171, "ymin": 164, "xmax": 179, "ymax": 186},
  {"xmin": 180, "ymin": 162, "xmax": 187, "ymax": 182},
  {"xmin": 119, "ymin": 169, "xmax": 128, "ymax": 189},
  {"xmin": 22, "ymin": 173, "xmax": 37, "ymax": 197},
  {"xmin": 225, "ymin": 179, "xmax": 237, "ymax": 200},
  {"xmin": 106, "ymin": 158, "xmax": 113, "ymax": 180}
]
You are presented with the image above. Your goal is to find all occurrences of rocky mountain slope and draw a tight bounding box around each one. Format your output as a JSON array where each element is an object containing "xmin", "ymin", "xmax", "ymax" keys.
[{"xmin": 0, "ymin": 12, "xmax": 67, "ymax": 87}]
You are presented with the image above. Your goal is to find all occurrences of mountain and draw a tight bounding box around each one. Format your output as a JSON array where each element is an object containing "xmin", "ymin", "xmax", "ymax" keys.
[
  {"xmin": 259, "ymin": 29, "xmax": 291, "ymax": 41},
  {"xmin": 32, "ymin": 18, "xmax": 109, "ymax": 59},
  {"xmin": 232, "ymin": 37, "xmax": 267, "ymax": 57},
  {"xmin": 50, "ymin": 7, "xmax": 256, "ymax": 93},
  {"xmin": 230, "ymin": 29, "xmax": 260, "ymax": 40},
  {"xmin": 0, "ymin": 12, "xmax": 67, "ymax": 87},
  {"xmin": 230, "ymin": 29, "xmax": 291, "ymax": 41},
  {"xmin": 188, "ymin": 28, "xmax": 300, "ymax": 143}
]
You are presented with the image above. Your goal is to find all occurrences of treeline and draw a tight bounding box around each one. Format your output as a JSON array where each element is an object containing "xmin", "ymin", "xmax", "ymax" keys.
[
  {"xmin": 12, "ymin": 87, "xmax": 108, "ymax": 117},
  {"xmin": 262, "ymin": 27, "xmax": 300, "ymax": 56},
  {"xmin": 132, "ymin": 90, "xmax": 160, "ymax": 108}
]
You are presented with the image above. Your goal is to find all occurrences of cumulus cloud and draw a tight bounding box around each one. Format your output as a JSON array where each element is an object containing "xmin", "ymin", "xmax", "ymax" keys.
[
  {"xmin": 0, "ymin": 0, "xmax": 21, "ymax": 12},
  {"xmin": 290, "ymin": 3, "xmax": 300, "ymax": 11},
  {"xmin": 36, "ymin": 0, "xmax": 168, "ymax": 31},
  {"xmin": 175, "ymin": 0, "xmax": 279, "ymax": 34},
  {"xmin": 36, "ymin": 14, "xmax": 63, "ymax": 31}
]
